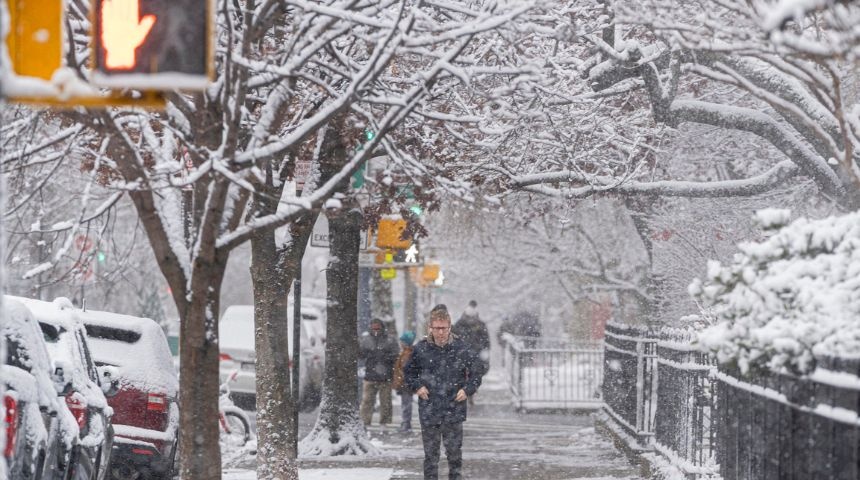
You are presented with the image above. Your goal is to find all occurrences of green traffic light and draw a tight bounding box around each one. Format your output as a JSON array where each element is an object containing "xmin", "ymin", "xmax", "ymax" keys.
[
  {"xmin": 365, "ymin": 129, "xmax": 375, "ymax": 141},
  {"xmin": 97, "ymin": 251, "xmax": 106, "ymax": 263},
  {"xmin": 410, "ymin": 205, "xmax": 423, "ymax": 216}
]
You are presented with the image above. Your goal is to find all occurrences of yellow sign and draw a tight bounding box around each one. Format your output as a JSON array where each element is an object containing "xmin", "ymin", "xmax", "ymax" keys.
[
  {"xmin": 7, "ymin": 0, "xmax": 63, "ymax": 80},
  {"xmin": 376, "ymin": 218, "xmax": 411, "ymax": 250},
  {"xmin": 380, "ymin": 268, "xmax": 396, "ymax": 280}
]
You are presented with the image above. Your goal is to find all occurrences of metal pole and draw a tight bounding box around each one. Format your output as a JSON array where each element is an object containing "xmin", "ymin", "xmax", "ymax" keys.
[{"xmin": 292, "ymin": 268, "xmax": 302, "ymax": 447}]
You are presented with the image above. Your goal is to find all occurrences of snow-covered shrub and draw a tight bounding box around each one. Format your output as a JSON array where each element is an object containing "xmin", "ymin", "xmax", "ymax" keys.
[{"xmin": 689, "ymin": 209, "xmax": 860, "ymax": 376}]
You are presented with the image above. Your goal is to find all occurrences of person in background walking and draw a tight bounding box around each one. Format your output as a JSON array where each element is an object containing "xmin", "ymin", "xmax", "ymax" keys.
[
  {"xmin": 392, "ymin": 330, "xmax": 416, "ymax": 433},
  {"xmin": 452, "ymin": 300, "xmax": 490, "ymax": 405},
  {"xmin": 359, "ymin": 318, "xmax": 400, "ymax": 427},
  {"xmin": 405, "ymin": 304, "xmax": 484, "ymax": 480}
]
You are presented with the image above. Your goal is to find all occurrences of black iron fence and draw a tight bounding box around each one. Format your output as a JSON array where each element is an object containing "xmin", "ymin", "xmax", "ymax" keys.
[
  {"xmin": 603, "ymin": 323, "xmax": 658, "ymax": 446},
  {"xmin": 653, "ymin": 332, "xmax": 718, "ymax": 477},
  {"xmin": 501, "ymin": 334, "xmax": 603, "ymax": 411},
  {"xmin": 714, "ymin": 358, "xmax": 860, "ymax": 480},
  {"xmin": 600, "ymin": 323, "xmax": 860, "ymax": 479}
]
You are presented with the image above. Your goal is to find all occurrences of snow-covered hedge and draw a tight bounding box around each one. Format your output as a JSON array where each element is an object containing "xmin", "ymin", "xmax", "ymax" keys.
[{"xmin": 689, "ymin": 209, "xmax": 860, "ymax": 376}]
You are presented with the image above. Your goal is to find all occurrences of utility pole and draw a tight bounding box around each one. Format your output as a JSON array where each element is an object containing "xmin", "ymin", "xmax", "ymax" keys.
[{"xmin": 404, "ymin": 269, "xmax": 417, "ymax": 332}]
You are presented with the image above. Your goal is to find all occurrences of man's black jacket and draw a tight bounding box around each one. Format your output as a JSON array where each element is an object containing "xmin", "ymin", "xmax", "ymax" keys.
[{"xmin": 403, "ymin": 335, "xmax": 483, "ymax": 426}]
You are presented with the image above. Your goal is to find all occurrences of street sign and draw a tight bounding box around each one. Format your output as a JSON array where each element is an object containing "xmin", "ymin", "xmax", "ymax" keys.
[
  {"xmin": 92, "ymin": 0, "xmax": 213, "ymax": 90},
  {"xmin": 310, "ymin": 215, "xmax": 330, "ymax": 248},
  {"xmin": 310, "ymin": 215, "xmax": 370, "ymax": 249},
  {"xmin": 294, "ymin": 160, "xmax": 313, "ymax": 191}
]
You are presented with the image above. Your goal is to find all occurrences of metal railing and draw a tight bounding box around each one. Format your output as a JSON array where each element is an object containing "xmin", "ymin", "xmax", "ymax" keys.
[
  {"xmin": 715, "ymin": 358, "xmax": 860, "ymax": 480},
  {"xmin": 602, "ymin": 323, "xmax": 658, "ymax": 445},
  {"xmin": 653, "ymin": 334, "xmax": 718, "ymax": 477},
  {"xmin": 501, "ymin": 334, "xmax": 603, "ymax": 411}
]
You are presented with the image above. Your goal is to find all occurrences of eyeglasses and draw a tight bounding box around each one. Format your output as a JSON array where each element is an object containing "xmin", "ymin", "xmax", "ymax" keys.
[{"xmin": 430, "ymin": 326, "xmax": 450, "ymax": 331}]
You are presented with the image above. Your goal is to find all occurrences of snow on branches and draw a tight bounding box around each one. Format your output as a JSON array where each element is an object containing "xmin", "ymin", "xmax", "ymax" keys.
[{"xmin": 691, "ymin": 209, "xmax": 860, "ymax": 376}]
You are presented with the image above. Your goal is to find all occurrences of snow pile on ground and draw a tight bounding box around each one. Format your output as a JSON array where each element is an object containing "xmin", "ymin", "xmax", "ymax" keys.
[{"xmin": 690, "ymin": 209, "xmax": 860, "ymax": 375}]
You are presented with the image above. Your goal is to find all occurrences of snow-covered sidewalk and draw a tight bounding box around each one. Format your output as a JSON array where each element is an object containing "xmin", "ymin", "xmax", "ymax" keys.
[
  {"xmin": 223, "ymin": 468, "xmax": 396, "ymax": 480},
  {"xmin": 218, "ymin": 372, "xmax": 642, "ymax": 479}
]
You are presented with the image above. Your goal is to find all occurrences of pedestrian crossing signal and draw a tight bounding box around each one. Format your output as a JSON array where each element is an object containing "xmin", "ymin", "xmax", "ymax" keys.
[{"xmin": 92, "ymin": 0, "xmax": 213, "ymax": 90}]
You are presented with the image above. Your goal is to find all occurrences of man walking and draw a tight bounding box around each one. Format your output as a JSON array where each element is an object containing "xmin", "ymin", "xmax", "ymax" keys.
[
  {"xmin": 453, "ymin": 300, "xmax": 490, "ymax": 404},
  {"xmin": 359, "ymin": 318, "xmax": 400, "ymax": 427},
  {"xmin": 404, "ymin": 304, "xmax": 484, "ymax": 480}
]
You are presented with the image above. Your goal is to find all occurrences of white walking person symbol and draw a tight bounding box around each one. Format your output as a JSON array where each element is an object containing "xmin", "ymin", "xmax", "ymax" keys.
[{"xmin": 404, "ymin": 244, "xmax": 418, "ymax": 263}]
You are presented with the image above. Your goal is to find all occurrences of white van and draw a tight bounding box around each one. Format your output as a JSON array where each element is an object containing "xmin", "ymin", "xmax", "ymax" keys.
[{"xmin": 218, "ymin": 304, "xmax": 325, "ymax": 411}]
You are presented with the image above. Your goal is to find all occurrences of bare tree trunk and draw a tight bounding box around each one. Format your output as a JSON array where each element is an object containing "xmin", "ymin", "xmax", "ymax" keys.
[
  {"xmin": 252, "ymin": 212, "xmax": 315, "ymax": 480},
  {"xmin": 178, "ymin": 260, "xmax": 227, "ymax": 480},
  {"xmin": 300, "ymin": 206, "xmax": 377, "ymax": 455}
]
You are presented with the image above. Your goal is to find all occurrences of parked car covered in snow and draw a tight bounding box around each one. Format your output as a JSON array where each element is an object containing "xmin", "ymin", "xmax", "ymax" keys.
[
  {"xmin": 78, "ymin": 310, "xmax": 179, "ymax": 480},
  {"xmin": 9, "ymin": 296, "xmax": 116, "ymax": 480},
  {"xmin": 2, "ymin": 299, "xmax": 75, "ymax": 480},
  {"xmin": 218, "ymin": 304, "xmax": 324, "ymax": 411}
]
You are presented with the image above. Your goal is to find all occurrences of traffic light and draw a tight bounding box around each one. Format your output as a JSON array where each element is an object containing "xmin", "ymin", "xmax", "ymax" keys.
[
  {"xmin": 92, "ymin": 0, "xmax": 213, "ymax": 90},
  {"xmin": 97, "ymin": 251, "xmax": 107, "ymax": 263}
]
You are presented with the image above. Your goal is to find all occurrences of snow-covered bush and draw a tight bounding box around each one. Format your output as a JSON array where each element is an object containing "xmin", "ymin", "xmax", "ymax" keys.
[{"xmin": 689, "ymin": 209, "xmax": 860, "ymax": 376}]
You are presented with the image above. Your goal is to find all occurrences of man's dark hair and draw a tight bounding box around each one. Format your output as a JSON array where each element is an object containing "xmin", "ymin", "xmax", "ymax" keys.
[{"xmin": 468, "ymin": 300, "xmax": 477, "ymax": 308}]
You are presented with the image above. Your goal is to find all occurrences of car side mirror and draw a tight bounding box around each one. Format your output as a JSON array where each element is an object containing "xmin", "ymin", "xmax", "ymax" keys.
[
  {"xmin": 52, "ymin": 360, "xmax": 73, "ymax": 395},
  {"xmin": 97, "ymin": 366, "xmax": 120, "ymax": 397}
]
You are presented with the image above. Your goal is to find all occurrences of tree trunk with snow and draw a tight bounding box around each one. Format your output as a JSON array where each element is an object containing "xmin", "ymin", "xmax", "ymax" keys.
[
  {"xmin": 300, "ymin": 120, "xmax": 377, "ymax": 455},
  {"xmin": 176, "ymin": 258, "xmax": 228, "ymax": 480},
  {"xmin": 300, "ymin": 206, "xmax": 377, "ymax": 455},
  {"xmin": 251, "ymin": 210, "xmax": 315, "ymax": 480}
]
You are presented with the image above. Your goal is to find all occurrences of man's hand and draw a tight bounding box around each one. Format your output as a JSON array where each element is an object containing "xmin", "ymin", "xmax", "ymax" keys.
[
  {"xmin": 455, "ymin": 389, "xmax": 467, "ymax": 402},
  {"xmin": 416, "ymin": 386, "xmax": 429, "ymax": 400}
]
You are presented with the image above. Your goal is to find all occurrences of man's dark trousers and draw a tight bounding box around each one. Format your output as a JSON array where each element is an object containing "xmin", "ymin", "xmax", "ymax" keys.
[{"xmin": 421, "ymin": 422, "xmax": 464, "ymax": 479}]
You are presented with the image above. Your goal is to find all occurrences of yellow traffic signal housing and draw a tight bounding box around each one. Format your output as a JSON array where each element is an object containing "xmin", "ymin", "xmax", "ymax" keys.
[
  {"xmin": 422, "ymin": 264, "xmax": 440, "ymax": 283},
  {"xmin": 6, "ymin": 0, "xmax": 63, "ymax": 80},
  {"xmin": 376, "ymin": 218, "xmax": 411, "ymax": 250}
]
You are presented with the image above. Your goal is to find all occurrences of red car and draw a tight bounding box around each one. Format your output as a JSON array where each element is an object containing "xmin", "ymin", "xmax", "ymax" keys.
[{"xmin": 78, "ymin": 310, "xmax": 179, "ymax": 480}]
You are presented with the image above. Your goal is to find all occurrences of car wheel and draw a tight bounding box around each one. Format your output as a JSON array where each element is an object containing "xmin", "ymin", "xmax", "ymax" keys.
[{"xmin": 109, "ymin": 461, "xmax": 142, "ymax": 480}]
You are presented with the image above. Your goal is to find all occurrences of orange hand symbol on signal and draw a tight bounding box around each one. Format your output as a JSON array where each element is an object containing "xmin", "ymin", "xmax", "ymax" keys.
[{"xmin": 101, "ymin": 0, "xmax": 156, "ymax": 70}]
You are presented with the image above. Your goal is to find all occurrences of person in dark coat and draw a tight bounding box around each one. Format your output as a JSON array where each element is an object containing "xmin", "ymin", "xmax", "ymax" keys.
[
  {"xmin": 392, "ymin": 330, "xmax": 416, "ymax": 433},
  {"xmin": 452, "ymin": 300, "xmax": 490, "ymax": 405},
  {"xmin": 404, "ymin": 304, "xmax": 483, "ymax": 480},
  {"xmin": 359, "ymin": 318, "xmax": 400, "ymax": 426}
]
